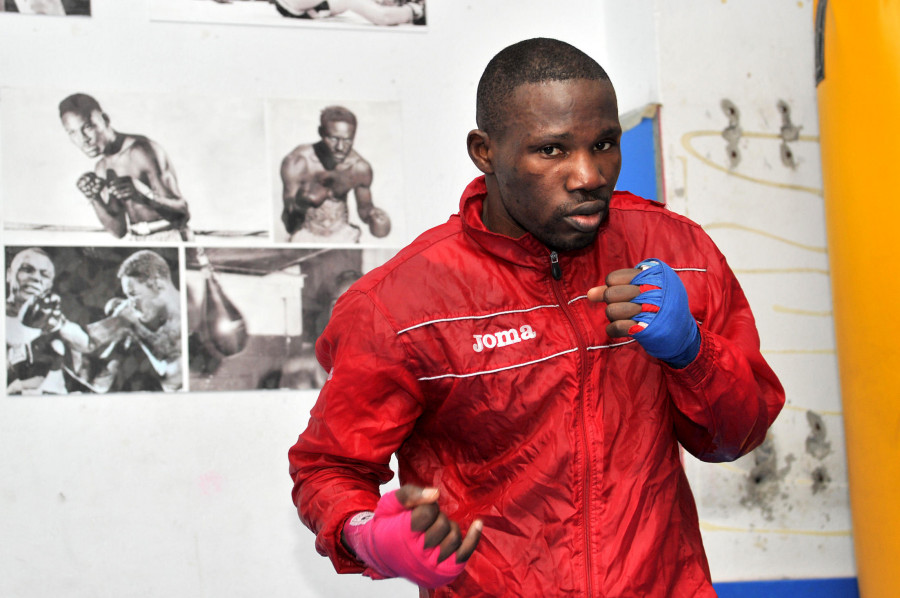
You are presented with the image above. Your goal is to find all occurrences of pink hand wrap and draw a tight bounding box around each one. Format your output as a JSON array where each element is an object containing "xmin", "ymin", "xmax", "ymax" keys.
[{"xmin": 342, "ymin": 490, "xmax": 467, "ymax": 588}]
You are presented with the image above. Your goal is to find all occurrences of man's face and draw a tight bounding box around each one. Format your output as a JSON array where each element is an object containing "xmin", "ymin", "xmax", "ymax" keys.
[
  {"xmin": 121, "ymin": 275, "xmax": 161, "ymax": 323},
  {"xmin": 61, "ymin": 109, "xmax": 114, "ymax": 158},
  {"xmin": 8, "ymin": 250, "xmax": 54, "ymax": 304},
  {"xmin": 482, "ymin": 78, "xmax": 622, "ymax": 252},
  {"xmin": 319, "ymin": 120, "xmax": 356, "ymax": 164}
]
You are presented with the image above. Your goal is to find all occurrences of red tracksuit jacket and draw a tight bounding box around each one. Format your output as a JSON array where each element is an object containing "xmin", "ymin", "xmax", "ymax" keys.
[{"xmin": 289, "ymin": 176, "xmax": 785, "ymax": 597}]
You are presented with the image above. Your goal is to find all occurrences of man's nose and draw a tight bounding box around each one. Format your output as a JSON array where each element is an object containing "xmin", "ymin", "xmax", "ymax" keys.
[{"xmin": 565, "ymin": 151, "xmax": 607, "ymax": 192}]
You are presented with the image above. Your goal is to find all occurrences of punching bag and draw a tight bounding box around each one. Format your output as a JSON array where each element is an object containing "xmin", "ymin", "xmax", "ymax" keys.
[
  {"xmin": 814, "ymin": 1, "xmax": 900, "ymax": 594},
  {"xmin": 197, "ymin": 248, "xmax": 248, "ymax": 356}
]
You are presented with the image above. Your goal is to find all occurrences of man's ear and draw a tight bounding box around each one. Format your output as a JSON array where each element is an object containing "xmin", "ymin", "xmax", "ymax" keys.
[{"xmin": 466, "ymin": 129, "xmax": 494, "ymax": 175}]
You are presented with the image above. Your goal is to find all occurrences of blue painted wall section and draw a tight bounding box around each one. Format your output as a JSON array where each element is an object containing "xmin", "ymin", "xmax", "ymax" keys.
[
  {"xmin": 714, "ymin": 577, "xmax": 859, "ymax": 597},
  {"xmin": 617, "ymin": 116, "xmax": 660, "ymax": 202}
]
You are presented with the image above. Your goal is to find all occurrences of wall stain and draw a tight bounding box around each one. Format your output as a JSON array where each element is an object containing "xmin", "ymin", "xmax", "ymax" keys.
[
  {"xmin": 741, "ymin": 435, "xmax": 795, "ymax": 521},
  {"xmin": 805, "ymin": 410, "xmax": 832, "ymax": 460},
  {"xmin": 811, "ymin": 466, "xmax": 831, "ymax": 494}
]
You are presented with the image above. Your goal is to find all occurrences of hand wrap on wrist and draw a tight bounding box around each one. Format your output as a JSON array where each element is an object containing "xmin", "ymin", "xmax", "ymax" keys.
[
  {"xmin": 628, "ymin": 258, "xmax": 701, "ymax": 368},
  {"xmin": 342, "ymin": 490, "xmax": 466, "ymax": 588}
]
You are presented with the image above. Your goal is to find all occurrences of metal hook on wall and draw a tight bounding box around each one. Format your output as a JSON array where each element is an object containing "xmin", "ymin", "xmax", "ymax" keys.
[
  {"xmin": 777, "ymin": 99, "xmax": 802, "ymax": 169},
  {"xmin": 721, "ymin": 99, "xmax": 742, "ymax": 169}
]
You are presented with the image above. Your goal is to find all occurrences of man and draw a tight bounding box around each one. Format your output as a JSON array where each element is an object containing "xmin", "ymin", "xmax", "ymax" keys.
[
  {"xmin": 280, "ymin": 105, "xmax": 391, "ymax": 243},
  {"xmin": 288, "ymin": 38, "xmax": 785, "ymax": 597},
  {"xmin": 87, "ymin": 250, "xmax": 183, "ymax": 392},
  {"xmin": 6, "ymin": 248, "xmax": 90, "ymax": 394},
  {"xmin": 59, "ymin": 93, "xmax": 192, "ymax": 242},
  {"xmin": 273, "ymin": 0, "xmax": 424, "ymax": 26}
]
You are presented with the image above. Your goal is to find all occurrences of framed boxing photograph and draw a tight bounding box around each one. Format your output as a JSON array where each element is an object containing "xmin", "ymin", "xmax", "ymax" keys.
[
  {"xmin": 184, "ymin": 246, "xmax": 395, "ymax": 393},
  {"xmin": 265, "ymin": 98, "xmax": 406, "ymax": 246},
  {"xmin": 0, "ymin": 87, "xmax": 271, "ymax": 246},
  {"xmin": 150, "ymin": 0, "xmax": 427, "ymax": 30},
  {"xmin": 0, "ymin": 0, "xmax": 90, "ymax": 16},
  {"xmin": 4, "ymin": 245, "xmax": 183, "ymax": 395}
]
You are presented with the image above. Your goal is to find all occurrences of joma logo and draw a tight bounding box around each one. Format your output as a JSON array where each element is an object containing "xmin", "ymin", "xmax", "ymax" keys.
[{"xmin": 472, "ymin": 325, "xmax": 537, "ymax": 353}]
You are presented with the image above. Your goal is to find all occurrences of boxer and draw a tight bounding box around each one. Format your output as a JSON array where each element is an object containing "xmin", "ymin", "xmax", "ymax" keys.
[
  {"xmin": 280, "ymin": 105, "xmax": 392, "ymax": 243},
  {"xmin": 59, "ymin": 93, "xmax": 193, "ymax": 242}
]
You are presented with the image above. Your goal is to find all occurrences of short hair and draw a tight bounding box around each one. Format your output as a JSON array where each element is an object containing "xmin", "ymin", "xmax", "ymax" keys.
[
  {"xmin": 59, "ymin": 93, "xmax": 103, "ymax": 120},
  {"xmin": 117, "ymin": 250, "xmax": 171, "ymax": 283},
  {"xmin": 320, "ymin": 105, "xmax": 357, "ymax": 130},
  {"xmin": 476, "ymin": 38, "xmax": 611, "ymax": 135},
  {"xmin": 9, "ymin": 248, "xmax": 54, "ymax": 279}
]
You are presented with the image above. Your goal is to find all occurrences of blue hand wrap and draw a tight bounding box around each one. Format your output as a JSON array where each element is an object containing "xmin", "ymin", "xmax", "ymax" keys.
[{"xmin": 629, "ymin": 258, "xmax": 701, "ymax": 368}]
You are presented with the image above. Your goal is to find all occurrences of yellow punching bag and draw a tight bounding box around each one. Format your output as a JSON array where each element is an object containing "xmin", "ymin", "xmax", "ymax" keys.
[{"xmin": 814, "ymin": 1, "xmax": 900, "ymax": 594}]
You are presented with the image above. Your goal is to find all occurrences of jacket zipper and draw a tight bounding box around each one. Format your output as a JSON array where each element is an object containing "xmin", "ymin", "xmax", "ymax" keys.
[{"xmin": 548, "ymin": 251, "xmax": 595, "ymax": 597}]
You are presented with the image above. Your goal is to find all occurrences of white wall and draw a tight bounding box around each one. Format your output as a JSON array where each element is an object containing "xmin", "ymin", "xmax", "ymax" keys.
[
  {"xmin": 654, "ymin": 0, "xmax": 854, "ymax": 582},
  {"xmin": 0, "ymin": 1, "xmax": 852, "ymax": 596}
]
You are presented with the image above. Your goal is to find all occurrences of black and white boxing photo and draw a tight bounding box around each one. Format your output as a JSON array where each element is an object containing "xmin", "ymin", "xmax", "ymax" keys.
[
  {"xmin": 267, "ymin": 99, "xmax": 405, "ymax": 245},
  {"xmin": 185, "ymin": 246, "xmax": 394, "ymax": 392},
  {"xmin": 5, "ymin": 246, "xmax": 183, "ymax": 394},
  {"xmin": 0, "ymin": 88, "xmax": 270, "ymax": 246},
  {"xmin": 151, "ymin": 0, "xmax": 426, "ymax": 29}
]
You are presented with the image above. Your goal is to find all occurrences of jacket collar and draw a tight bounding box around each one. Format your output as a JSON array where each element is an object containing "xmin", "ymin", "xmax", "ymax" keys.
[{"xmin": 458, "ymin": 175, "xmax": 597, "ymax": 271}]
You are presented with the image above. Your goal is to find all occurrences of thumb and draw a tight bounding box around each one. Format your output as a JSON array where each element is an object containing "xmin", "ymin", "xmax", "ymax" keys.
[
  {"xmin": 106, "ymin": 169, "xmax": 117, "ymax": 182},
  {"xmin": 587, "ymin": 285, "xmax": 608, "ymax": 302},
  {"xmin": 392, "ymin": 485, "xmax": 440, "ymax": 510}
]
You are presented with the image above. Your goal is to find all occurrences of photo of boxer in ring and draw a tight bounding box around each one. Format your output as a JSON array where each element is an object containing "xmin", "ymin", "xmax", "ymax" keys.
[
  {"xmin": 5, "ymin": 246, "xmax": 183, "ymax": 395},
  {"xmin": 268, "ymin": 100, "xmax": 404, "ymax": 245},
  {"xmin": 1, "ymin": 88, "xmax": 269, "ymax": 246},
  {"xmin": 59, "ymin": 93, "xmax": 193, "ymax": 243}
]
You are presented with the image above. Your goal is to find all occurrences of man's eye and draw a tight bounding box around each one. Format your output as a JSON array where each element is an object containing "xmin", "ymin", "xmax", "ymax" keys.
[
  {"xmin": 539, "ymin": 146, "xmax": 561, "ymax": 156},
  {"xmin": 597, "ymin": 142, "xmax": 613, "ymax": 151}
]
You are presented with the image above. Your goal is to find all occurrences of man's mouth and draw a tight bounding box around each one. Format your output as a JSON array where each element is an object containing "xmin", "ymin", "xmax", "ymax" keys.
[{"xmin": 564, "ymin": 200, "xmax": 607, "ymax": 232}]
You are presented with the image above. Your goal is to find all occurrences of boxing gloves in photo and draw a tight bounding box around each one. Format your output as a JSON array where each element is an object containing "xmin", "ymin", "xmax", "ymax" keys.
[{"xmin": 20, "ymin": 292, "xmax": 66, "ymax": 333}]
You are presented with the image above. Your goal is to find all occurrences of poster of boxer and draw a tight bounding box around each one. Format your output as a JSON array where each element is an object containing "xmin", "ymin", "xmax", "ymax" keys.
[
  {"xmin": 185, "ymin": 246, "xmax": 395, "ymax": 392},
  {"xmin": 0, "ymin": 87, "xmax": 271, "ymax": 246},
  {"xmin": 0, "ymin": 0, "xmax": 90, "ymax": 15},
  {"xmin": 5, "ymin": 246, "xmax": 182, "ymax": 395},
  {"xmin": 150, "ymin": 0, "xmax": 426, "ymax": 30},
  {"xmin": 267, "ymin": 98, "xmax": 405, "ymax": 245}
]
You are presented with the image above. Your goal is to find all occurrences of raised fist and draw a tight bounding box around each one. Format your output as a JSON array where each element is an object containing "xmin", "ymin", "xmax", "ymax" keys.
[
  {"xmin": 295, "ymin": 179, "xmax": 331, "ymax": 207},
  {"xmin": 20, "ymin": 292, "xmax": 65, "ymax": 333},
  {"xmin": 107, "ymin": 170, "xmax": 152, "ymax": 205},
  {"xmin": 76, "ymin": 171, "xmax": 107, "ymax": 199},
  {"xmin": 104, "ymin": 297, "xmax": 127, "ymax": 316}
]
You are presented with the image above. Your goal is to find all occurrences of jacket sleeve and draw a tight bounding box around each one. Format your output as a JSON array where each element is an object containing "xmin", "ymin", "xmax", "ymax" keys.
[
  {"xmin": 665, "ymin": 245, "xmax": 785, "ymax": 462},
  {"xmin": 288, "ymin": 289, "xmax": 424, "ymax": 574}
]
